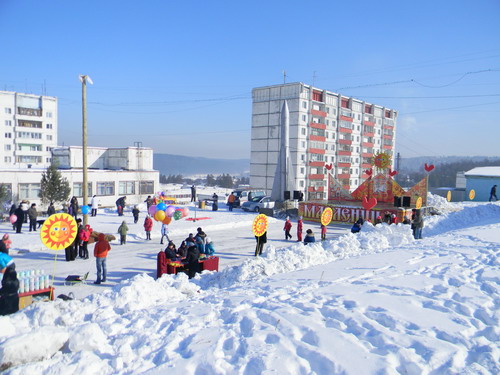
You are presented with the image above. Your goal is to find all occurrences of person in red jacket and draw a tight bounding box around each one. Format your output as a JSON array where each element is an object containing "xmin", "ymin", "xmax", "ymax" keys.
[
  {"xmin": 297, "ymin": 217, "xmax": 303, "ymax": 242},
  {"xmin": 284, "ymin": 217, "xmax": 292, "ymax": 240},
  {"xmin": 144, "ymin": 215, "xmax": 153, "ymax": 240},
  {"xmin": 94, "ymin": 233, "xmax": 111, "ymax": 284},
  {"xmin": 321, "ymin": 224, "xmax": 327, "ymax": 241},
  {"xmin": 79, "ymin": 224, "xmax": 92, "ymax": 259}
]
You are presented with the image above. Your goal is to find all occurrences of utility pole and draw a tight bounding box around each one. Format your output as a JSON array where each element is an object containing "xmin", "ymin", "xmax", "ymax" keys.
[{"xmin": 79, "ymin": 75, "xmax": 93, "ymax": 225}]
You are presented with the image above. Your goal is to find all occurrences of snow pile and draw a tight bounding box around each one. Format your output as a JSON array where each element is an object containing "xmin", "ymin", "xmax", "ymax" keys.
[{"xmin": 427, "ymin": 191, "xmax": 463, "ymax": 213}]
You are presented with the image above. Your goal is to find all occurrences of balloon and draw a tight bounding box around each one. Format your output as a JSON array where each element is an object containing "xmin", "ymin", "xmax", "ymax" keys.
[
  {"xmin": 173, "ymin": 210, "xmax": 182, "ymax": 220},
  {"xmin": 81, "ymin": 205, "xmax": 90, "ymax": 215},
  {"xmin": 156, "ymin": 203, "xmax": 167, "ymax": 211},
  {"xmin": 166, "ymin": 206, "xmax": 176, "ymax": 217},
  {"xmin": 183, "ymin": 207, "xmax": 190, "ymax": 217},
  {"xmin": 10, "ymin": 215, "xmax": 17, "ymax": 224},
  {"xmin": 162, "ymin": 216, "xmax": 172, "ymax": 225},
  {"xmin": 154, "ymin": 210, "xmax": 166, "ymax": 222},
  {"xmin": 148, "ymin": 205, "xmax": 157, "ymax": 216}
]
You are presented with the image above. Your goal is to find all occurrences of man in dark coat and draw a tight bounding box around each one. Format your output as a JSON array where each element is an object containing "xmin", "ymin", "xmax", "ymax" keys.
[
  {"xmin": 255, "ymin": 231, "xmax": 267, "ymax": 257},
  {"xmin": 14, "ymin": 205, "xmax": 24, "ymax": 233},
  {"xmin": 0, "ymin": 267, "xmax": 19, "ymax": 316},
  {"xmin": 185, "ymin": 245, "xmax": 200, "ymax": 279},
  {"xmin": 28, "ymin": 203, "xmax": 38, "ymax": 232},
  {"xmin": 191, "ymin": 185, "xmax": 196, "ymax": 202},
  {"xmin": 489, "ymin": 185, "xmax": 497, "ymax": 202}
]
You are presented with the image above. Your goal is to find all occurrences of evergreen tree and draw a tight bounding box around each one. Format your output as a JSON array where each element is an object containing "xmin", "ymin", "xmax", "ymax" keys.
[
  {"xmin": 0, "ymin": 184, "xmax": 8, "ymax": 209},
  {"xmin": 39, "ymin": 163, "xmax": 71, "ymax": 204},
  {"xmin": 206, "ymin": 174, "xmax": 216, "ymax": 186}
]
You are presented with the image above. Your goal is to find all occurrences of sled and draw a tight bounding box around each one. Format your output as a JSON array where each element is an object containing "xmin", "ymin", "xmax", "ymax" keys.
[{"xmin": 64, "ymin": 272, "xmax": 89, "ymax": 286}]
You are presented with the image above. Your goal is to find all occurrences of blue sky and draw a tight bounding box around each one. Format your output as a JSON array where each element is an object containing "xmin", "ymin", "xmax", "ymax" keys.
[{"xmin": 1, "ymin": 0, "xmax": 499, "ymax": 159}]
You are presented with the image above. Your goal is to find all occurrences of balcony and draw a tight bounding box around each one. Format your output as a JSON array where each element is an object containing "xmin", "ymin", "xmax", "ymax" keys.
[
  {"xmin": 309, "ymin": 135, "xmax": 326, "ymax": 142},
  {"xmin": 338, "ymin": 139, "xmax": 352, "ymax": 145},
  {"xmin": 361, "ymin": 163, "xmax": 372, "ymax": 168},
  {"xmin": 338, "ymin": 150, "xmax": 351, "ymax": 156},
  {"xmin": 364, "ymin": 131, "xmax": 375, "ymax": 137},
  {"xmin": 383, "ymin": 134, "xmax": 392, "ymax": 140},
  {"xmin": 338, "ymin": 162, "xmax": 351, "ymax": 168},
  {"xmin": 362, "ymin": 152, "xmax": 373, "ymax": 158},
  {"xmin": 383, "ymin": 145, "xmax": 392, "ymax": 150},
  {"xmin": 307, "ymin": 186, "xmax": 324, "ymax": 192},
  {"xmin": 339, "ymin": 127, "xmax": 352, "ymax": 134},
  {"xmin": 340, "ymin": 115, "xmax": 353, "ymax": 122},
  {"xmin": 309, "ymin": 161, "xmax": 325, "ymax": 167},
  {"xmin": 308, "ymin": 148, "xmax": 325, "ymax": 154},
  {"xmin": 308, "ymin": 174, "xmax": 325, "ymax": 180},
  {"xmin": 362, "ymin": 142, "xmax": 374, "ymax": 147},
  {"xmin": 337, "ymin": 173, "xmax": 350, "ymax": 179},
  {"xmin": 311, "ymin": 109, "xmax": 327, "ymax": 117},
  {"xmin": 17, "ymin": 107, "xmax": 42, "ymax": 117},
  {"xmin": 310, "ymin": 122, "xmax": 326, "ymax": 130}
]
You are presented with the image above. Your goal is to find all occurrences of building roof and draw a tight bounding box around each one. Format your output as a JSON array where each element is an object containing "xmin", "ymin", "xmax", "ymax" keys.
[{"xmin": 464, "ymin": 167, "xmax": 500, "ymax": 177}]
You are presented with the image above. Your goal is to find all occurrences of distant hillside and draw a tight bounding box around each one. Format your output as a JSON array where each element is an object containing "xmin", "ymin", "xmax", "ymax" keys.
[
  {"xmin": 153, "ymin": 154, "xmax": 249, "ymax": 176},
  {"xmin": 397, "ymin": 156, "xmax": 500, "ymax": 173}
]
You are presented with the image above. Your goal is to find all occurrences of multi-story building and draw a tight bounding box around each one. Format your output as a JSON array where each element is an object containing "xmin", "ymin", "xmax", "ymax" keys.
[
  {"xmin": 251, "ymin": 82, "xmax": 397, "ymax": 200},
  {"xmin": 0, "ymin": 91, "xmax": 58, "ymax": 168}
]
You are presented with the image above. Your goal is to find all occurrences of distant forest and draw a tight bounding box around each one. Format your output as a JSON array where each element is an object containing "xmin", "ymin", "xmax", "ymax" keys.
[{"xmin": 396, "ymin": 158, "xmax": 500, "ymax": 188}]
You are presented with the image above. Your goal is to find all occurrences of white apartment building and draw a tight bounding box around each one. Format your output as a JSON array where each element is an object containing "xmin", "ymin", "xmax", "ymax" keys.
[
  {"xmin": 0, "ymin": 91, "xmax": 58, "ymax": 168},
  {"xmin": 251, "ymin": 83, "xmax": 397, "ymax": 200}
]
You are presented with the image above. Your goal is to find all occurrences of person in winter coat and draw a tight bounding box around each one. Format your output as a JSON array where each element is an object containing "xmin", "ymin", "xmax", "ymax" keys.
[
  {"xmin": 321, "ymin": 224, "xmax": 327, "ymax": 241},
  {"xmin": 28, "ymin": 203, "xmax": 38, "ymax": 232},
  {"xmin": 0, "ymin": 252, "xmax": 15, "ymax": 273},
  {"xmin": 118, "ymin": 221, "xmax": 129, "ymax": 245},
  {"xmin": 284, "ymin": 217, "xmax": 292, "ymax": 240},
  {"xmin": 195, "ymin": 227, "xmax": 206, "ymax": 254},
  {"xmin": 227, "ymin": 194, "xmax": 236, "ymax": 211},
  {"xmin": 79, "ymin": 224, "xmax": 92, "ymax": 258},
  {"xmin": 489, "ymin": 185, "xmax": 497, "ymax": 202},
  {"xmin": 412, "ymin": 209, "xmax": 424, "ymax": 239},
  {"xmin": 1, "ymin": 235, "xmax": 11, "ymax": 255},
  {"xmin": 9, "ymin": 203, "xmax": 16, "ymax": 230},
  {"xmin": 0, "ymin": 267, "xmax": 19, "ymax": 316},
  {"xmin": 47, "ymin": 202, "xmax": 56, "ymax": 216},
  {"xmin": 94, "ymin": 233, "xmax": 111, "ymax": 284},
  {"xmin": 74, "ymin": 219, "xmax": 83, "ymax": 258},
  {"xmin": 304, "ymin": 229, "xmax": 316, "ymax": 244},
  {"xmin": 351, "ymin": 222, "xmax": 361, "ymax": 233},
  {"xmin": 116, "ymin": 196, "xmax": 126, "ymax": 216},
  {"xmin": 383, "ymin": 211, "xmax": 392, "ymax": 225},
  {"xmin": 14, "ymin": 204, "xmax": 24, "ymax": 234},
  {"xmin": 255, "ymin": 231, "xmax": 267, "ymax": 257},
  {"xmin": 160, "ymin": 223, "xmax": 170, "ymax": 244},
  {"xmin": 70, "ymin": 196, "xmax": 79, "ymax": 219},
  {"xmin": 145, "ymin": 196, "xmax": 153, "ymax": 209},
  {"xmin": 375, "ymin": 215, "xmax": 383, "ymax": 225},
  {"xmin": 185, "ymin": 245, "xmax": 200, "ymax": 279},
  {"xmin": 132, "ymin": 205, "xmax": 140, "ymax": 224},
  {"xmin": 177, "ymin": 241, "xmax": 188, "ymax": 258},
  {"xmin": 144, "ymin": 215, "xmax": 153, "ymax": 240},
  {"xmin": 297, "ymin": 217, "xmax": 303, "ymax": 242},
  {"xmin": 164, "ymin": 241, "xmax": 177, "ymax": 260},
  {"xmin": 21, "ymin": 201, "xmax": 29, "ymax": 223},
  {"xmin": 391, "ymin": 214, "xmax": 398, "ymax": 224},
  {"xmin": 90, "ymin": 195, "xmax": 98, "ymax": 216},
  {"xmin": 185, "ymin": 233, "xmax": 196, "ymax": 248},
  {"xmin": 205, "ymin": 236, "xmax": 215, "ymax": 256},
  {"xmin": 190, "ymin": 185, "xmax": 196, "ymax": 202}
]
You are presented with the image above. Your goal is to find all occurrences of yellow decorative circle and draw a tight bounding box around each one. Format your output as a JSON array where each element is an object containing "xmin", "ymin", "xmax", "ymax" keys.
[
  {"xmin": 40, "ymin": 213, "xmax": 78, "ymax": 250},
  {"xmin": 469, "ymin": 189, "xmax": 475, "ymax": 200},
  {"xmin": 415, "ymin": 197, "xmax": 423, "ymax": 209},
  {"xmin": 373, "ymin": 152, "xmax": 392, "ymax": 169},
  {"xmin": 252, "ymin": 214, "xmax": 268, "ymax": 237},
  {"xmin": 321, "ymin": 207, "xmax": 333, "ymax": 226},
  {"xmin": 446, "ymin": 191, "xmax": 452, "ymax": 202}
]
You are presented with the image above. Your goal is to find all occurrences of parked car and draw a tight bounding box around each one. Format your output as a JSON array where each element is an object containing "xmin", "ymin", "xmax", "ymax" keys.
[
  {"xmin": 231, "ymin": 190, "xmax": 265, "ymax": 207},
  {"xmin": 241, "ymin": 196, "xmax": 274, "ymax": 212}
]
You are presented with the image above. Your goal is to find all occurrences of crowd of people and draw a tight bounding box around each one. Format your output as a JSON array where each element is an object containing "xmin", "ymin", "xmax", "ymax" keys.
[{"xmin": 350, "ymin": 209, "xmax": 424, "ymax": 240}]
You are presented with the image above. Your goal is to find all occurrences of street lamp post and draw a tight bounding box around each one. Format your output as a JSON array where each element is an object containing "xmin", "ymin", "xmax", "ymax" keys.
[{"xmin": 79, "ymin": 75, "xmax": 93, "ymax": 226}]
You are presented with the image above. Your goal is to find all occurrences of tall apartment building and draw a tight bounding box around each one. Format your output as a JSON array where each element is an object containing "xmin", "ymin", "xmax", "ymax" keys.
[
  {"xmin": 251, "ymin": 83, "xmax": 397, "ymax": 200},
  {"xmin": 0, "ymin": 91, "xmax": 58, "ymax": 168}
]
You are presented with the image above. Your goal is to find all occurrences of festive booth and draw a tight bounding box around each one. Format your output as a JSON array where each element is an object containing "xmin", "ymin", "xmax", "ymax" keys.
[{"xmin": 299, "ymin": 152, "xmax": 432, "ymax": 224}]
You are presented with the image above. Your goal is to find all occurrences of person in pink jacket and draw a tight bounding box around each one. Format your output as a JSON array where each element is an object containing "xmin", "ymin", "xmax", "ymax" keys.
[{"xmin": 144, "ymin": 215, "xmax": 153, "ymax": 240}]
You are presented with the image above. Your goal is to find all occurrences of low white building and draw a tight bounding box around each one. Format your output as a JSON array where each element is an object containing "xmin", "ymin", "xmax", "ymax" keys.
[{"xmin": 1, "ymin": 146, "xmax": 159, "ymax": 212}]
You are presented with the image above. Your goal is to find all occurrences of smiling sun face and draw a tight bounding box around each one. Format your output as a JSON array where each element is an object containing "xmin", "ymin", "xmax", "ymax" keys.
[{"xmin": 41, "ymin": 213, "xmax": 77, "ymax": 250}]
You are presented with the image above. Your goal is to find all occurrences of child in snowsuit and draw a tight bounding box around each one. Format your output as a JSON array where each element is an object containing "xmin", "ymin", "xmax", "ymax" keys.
[
  {"xmin": 0, "ymin": 234, "xmax": 11, "ymax": 255},
  {"xmin": 118, "ymin": 221, "xmax": 129, "ymax": 245},
  {"xmin": 297, "ymin": 217, "xmax": 303, "ymax": 242},
  {"xmin": 205, "ymin": 236, "xmax": 215, "ymax": 256},
  {"xmin": 79, "ymin": 224, "xmax": 91, "ymax": 259},
  {"xmin": 160, "ymin": 223, "xmax": 170, "ymax": 245},
  {"xmin": 144, "ymin": 216, "xmax": 153, "ymax": 240},
  {"xmin": 321, "ymin": 224, "xmax": 327, "ymax": 241},
  {"xmin": 284, "ymin": 217, "xmax": 292, "ymax": 240},
  {"xmin": 0, "ymin": 267, "xmax": 19, "ymax": 316},
  {"xmin": 94, "ymin": 233, "xmax": 111, "ymax": 284}
]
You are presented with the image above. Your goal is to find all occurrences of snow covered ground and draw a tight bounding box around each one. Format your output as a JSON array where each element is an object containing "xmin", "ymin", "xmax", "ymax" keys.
[{"xmin": 0, "ymin": 194, "xmax": 499, "ymax": 374}]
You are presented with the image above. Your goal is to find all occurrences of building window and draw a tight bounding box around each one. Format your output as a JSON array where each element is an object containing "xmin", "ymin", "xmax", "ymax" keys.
[
  {"xmin": 16, "ymin": 155, "xmax": 42, "ymax": 163},
  {"xmin": 97, "ymin": 182, "xmax": 115, "ymax": 196},
  {"xmin": 139, "ymin": 180, "xmax": 154, "ymax": 194},
  {"xmin": 301, "ymin": 141, "xmax": 306, "ymax": 148},
  {"xmin": 46, "ymin": 112, "xmax": 53, "ymax": 118},
  {"xmin": 300, "ymin": 167, "xmax": 304, "ymax": 174},
  {"xmin": 46, "ymin": 123, "xmax": 53, "ymax": 129},
  {"xmin": 4, "ymin": 157, "xmax": 11, "ymax": 163},
  {"xmin": 5, "ymin": 133, "xmax": 12, "ymax": 138},
  {"xmin": 73, "ymin": 182, "xmax": 92, "ymax": 197},
  {"xmin": 5, "ymin": 120, "xmax": 12, "ymax": 126},
  {"xmin": 5, "ymin": 108, "xmax": 12, "ymax": 114},
  {"xmin": 4, "ymin": 145, "xmax": 11, "ymax": 151},
  {"xmin": 299, "ymin": 180, "xmax": 304, "ymax": 188},
  {"xmin": 19, "ymin": 183, "xmax": 41, "ymax": 199},
  {"xmin": 47, "ymin": 135, "xmax": 53, "ymax": 140},
  {"xmin": 301, "ymin": 114, "xmax": 306, "ymax": 122},
  {"xmin": 302, "ymin": 101, "xmax": 307, "ymax": 109},
  {"xmin": 301, "ymin": 128, "xmax": 306, "ymax": 136},
  {"xmin": 119, "ymin": 181, "xmax": 136, "ymax": 195},
  {"xmin": 301, "ymin": 154, "xmax": 305, "ymax": 161}
]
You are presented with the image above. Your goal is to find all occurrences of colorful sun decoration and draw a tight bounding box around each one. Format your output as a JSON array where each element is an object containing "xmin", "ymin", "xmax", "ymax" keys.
[
  {"xmin": 321, "ymin": 207, "xmax": 333, "ymax": 226},
  {"xmin": 252, "ymin": 214, "xmax": 268, "ymax": 237},
  {"xmin": 40, "ymin": 213, "xmax": 78, "ymax": 250},
  {"xmin": 372, "ymin": 152, "xmax": 392, "ymax": 171}
]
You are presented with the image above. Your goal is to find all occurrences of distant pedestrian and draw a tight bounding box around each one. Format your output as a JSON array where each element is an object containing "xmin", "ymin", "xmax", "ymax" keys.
[
  {"xmin": 227, "ymin": 194, "xmax": 236, "ymax": 211},
  {"xmin": 304, "ymin": 229, "xmax": 316, "ymax": 244},
  {"xmin": 284, "ymin": 217, "xmax": 292, "ymax": 240},
  {"xmin": 144, "ymin": 215, "xmax": 153, "ymax": 240},
  {"xmin": 116, "ymin": 196, "xmax": 126, "ymax": 216},
  {"xmin": 412, "ymin": 209, "xmax": 424, "ymax": 240},
  {"xmin": 28, "ymin": 203, "xmax": 38, "ymax": 232},
  {"xmin": 9, "ymin": 204, "xmax": 16, "ymax": 230},
  {"xmin": 79, "ymin": 224, "xmax": 91, "ymax": 259},
  {"xmin": 321, "ymin": 224, "xmax": 327, "ymax": 241},
  {"xmin": 93, "ymin": 233, "xmax": 111, "ymax": 284},
  {"xmin": 255, "ymin": 231, "xmax": 267, "ymax": 257},
  {"xmin": 118, "ymin": 220, "xmax": 129, "ymax": 245},
  {"xmin": 145, "ymin": 196, "xmax": 153, "ymax": 209},
  {"xmin": 191, "ymin": 185, "xmax": 197, "ymax": 202},
  {"xmin": 375, "ymin": 215, "xmax": 382, "ymax": 225},
  {"xmin": 14, "ymin": 205, "xmax": 24, "ymax": 234},
  {"xmin": 70, "ymin": 196, "xmax": 79, "ymax": 219},
  {"xmin": 47, "ymin": 202, "xmax": 56, "ymax": 216},
  {"xmin": 297, "ymin": 216, "xmax": 303, "ymax": 242},
  {"xmin": 205, "ymin": 236, "xmax": 215, "ymax": 256},
  {"xmin": 195, "ymin": 227, "xmax": 206, "ymax": 254},
  {"xmin": 160, "ymin": 223, "xmax": 170, "ymax": 244},
  {"xmin": 489, "ymin": 185, "xmax": 497, "ymax": 202},
  {"xmin": 90, "ymin": 195, "xmax": 98, "ymax": 216},
  {"xmin": 132, "ymin": 205, "xmax": 140, "ymax": 224},
  {"xmin": 21, "ymin": 201, "xmax": 29, "ymax": 223},
  {"xmin": 186, "ymin": 245, "xmax": 200, "ymax": 279}
]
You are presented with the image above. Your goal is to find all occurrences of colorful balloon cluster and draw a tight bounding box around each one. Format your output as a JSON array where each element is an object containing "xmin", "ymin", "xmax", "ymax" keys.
[{"xmin": 148, "ymin": 203, "xmax": 189, "ymax": 224}]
